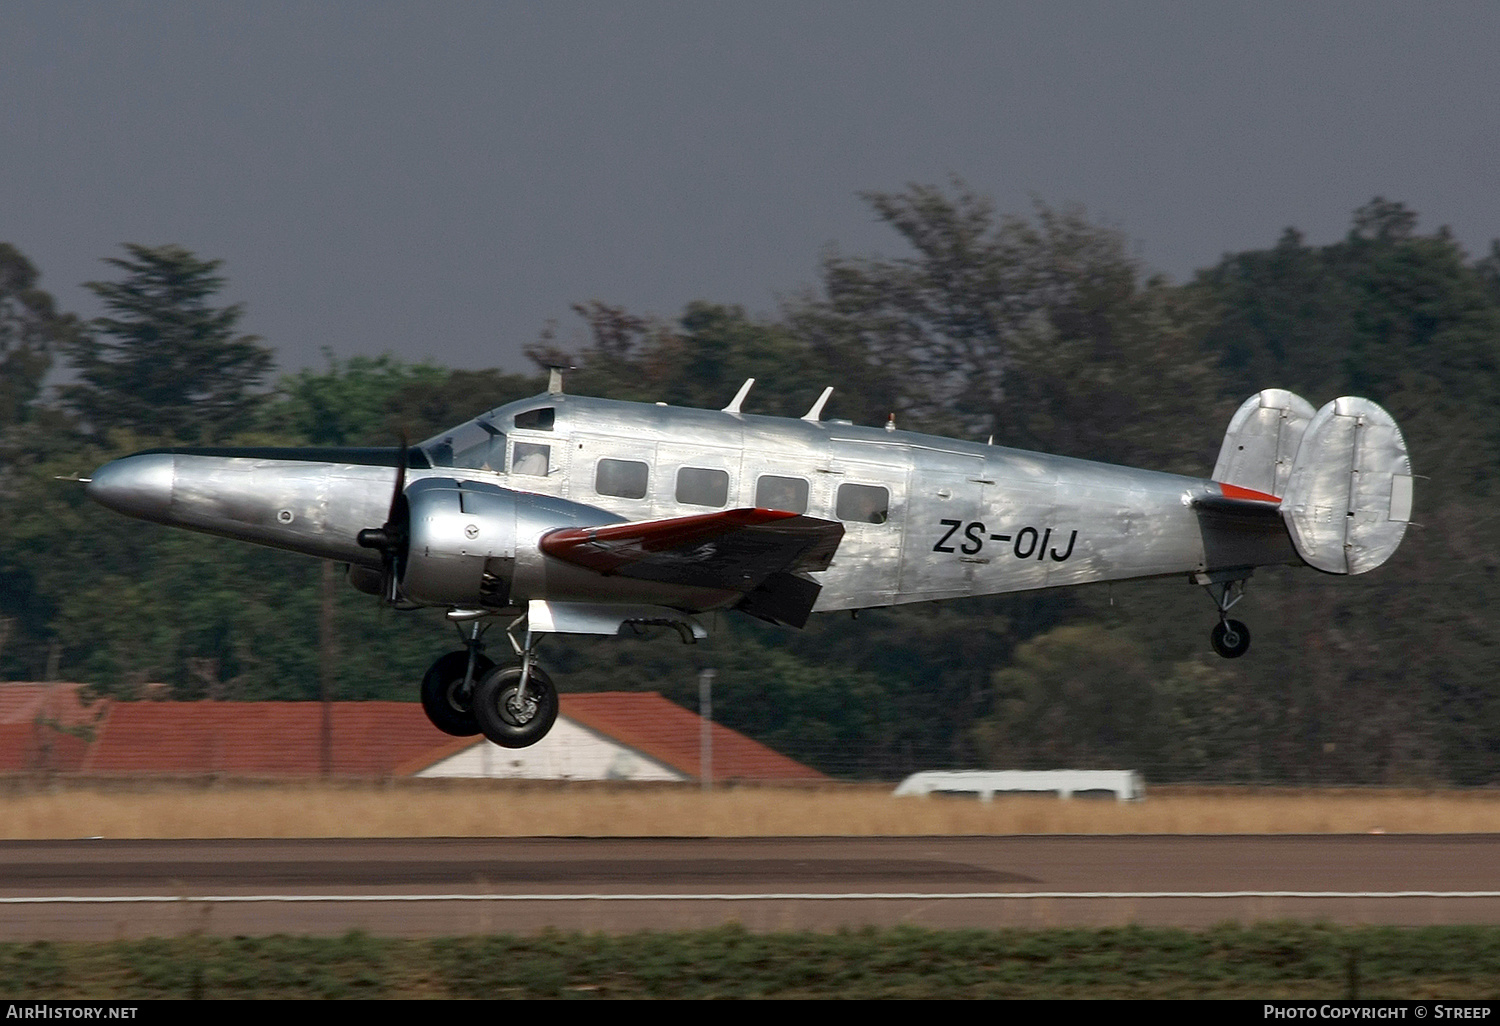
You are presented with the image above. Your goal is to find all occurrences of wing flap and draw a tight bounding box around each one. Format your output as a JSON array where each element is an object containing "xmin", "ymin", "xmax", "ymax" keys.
[{"xmin": 539, "ymin": 508, "xmax": 844, "ymax": 592}]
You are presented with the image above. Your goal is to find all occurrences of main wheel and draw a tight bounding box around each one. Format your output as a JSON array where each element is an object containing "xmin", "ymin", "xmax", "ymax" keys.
[
  {"xmin": 420, "ymin": 651, "xmax": 495, "ymax": 737},
  {"xmin": 1211, "ymin": 619, "xmax": 1251, "ymax": 659},
  {"xmin": 472, "ymin": 665, "xmax": 559, "ymax": 749}
]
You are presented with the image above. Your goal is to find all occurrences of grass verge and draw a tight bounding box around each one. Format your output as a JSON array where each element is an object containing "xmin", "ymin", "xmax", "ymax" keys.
[
  {"xmin": 2, "ymin": 779, "xmax": 1499, "ymax": 838},
  {"xmin": 4, "ymin": 923, "xmax": 1500, "ymax": 999}
]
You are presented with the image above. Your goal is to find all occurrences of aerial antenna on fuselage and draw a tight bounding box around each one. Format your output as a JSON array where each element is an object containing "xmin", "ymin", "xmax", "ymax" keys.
[
  {"xmin": 723, "ymin": 378, "xmax": 755, "ymax": 414},
  {"xmin": 547, "ymin": 366, "xmax": 569, "ymax": 396},
  {"xmin": 801, "ymin": 386, "xmax": 834, "ymax": 422}
]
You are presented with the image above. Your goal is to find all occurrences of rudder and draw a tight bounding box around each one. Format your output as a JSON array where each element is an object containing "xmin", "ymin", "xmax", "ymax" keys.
[
  {"xmin": 1213, "ymin": 389, "xmax": 1317, "ymax": 498},
  {"xmin": 1281, "ymin": 397, "xmax": 1413, "ymax": 574}
]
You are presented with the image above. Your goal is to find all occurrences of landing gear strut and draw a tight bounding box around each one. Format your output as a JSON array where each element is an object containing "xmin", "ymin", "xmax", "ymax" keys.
[
  {"xmin": 1200, "ymin": 572, "xmax": 1252, "ymax": 659},
  {"xmin": 423, "ymin": 611, "xmax": 559, "ymax": 749},
  {"xmin": 419, "ymin": 620, "xmax": 495, "ymax": 736},
  {"xmin": 471, "ymin": 617, "xmax": 558, "ymax": 748}
]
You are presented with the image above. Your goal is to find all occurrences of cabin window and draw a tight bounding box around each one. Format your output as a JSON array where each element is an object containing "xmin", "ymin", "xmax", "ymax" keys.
[
  {"xmin": 755, "ymin": 475, "xmax": 809, "ymax": 514},
  {"xmin": 836, "ymin": 483, "xmax": 890, "ymax": 524},
  {"xmin": 513, "ymin": 407, "xmax": 555, "ymax": 431},
  {"xmin": 596, "ymin": 458, "xmax": 649, "ymax": 499},
  {"xmin": 512, "ymin": 441, "xmax": 550, "ymax": 477},
  {"xmin": 676, "ymin": 467, "xmax": 730, "ymax": 507}
]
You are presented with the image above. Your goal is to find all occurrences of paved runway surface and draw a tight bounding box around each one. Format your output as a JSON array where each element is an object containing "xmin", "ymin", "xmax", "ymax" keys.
[{"xmin": 3, "ymin": 835, "xmax": 1498, "ymax": 939}]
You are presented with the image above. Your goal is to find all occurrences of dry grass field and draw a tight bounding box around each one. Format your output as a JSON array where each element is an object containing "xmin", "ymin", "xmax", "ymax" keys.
[{"xmin": 2, "ymin": 778, "xmax": 1499, "ymax": 838}]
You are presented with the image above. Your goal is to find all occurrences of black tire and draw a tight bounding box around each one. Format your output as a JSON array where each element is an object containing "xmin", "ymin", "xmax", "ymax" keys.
[
  {"xmin": 419, "ymin": 651, "xmax": 494, "ymax": 737},
  {"xmin": 1211, "ymin": 619, "xmax": 1251, "ymax": 659},
  {"xmin": 472, "ymin": 665, "xmax": 559, "ymax": 749}
]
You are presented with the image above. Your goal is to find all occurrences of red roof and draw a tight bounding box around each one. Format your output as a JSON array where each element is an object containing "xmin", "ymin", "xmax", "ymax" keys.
[
  {"xmin": 84, "ymin": 701, "xmax": 458, "ymax": 776},
  {"xmin": 19, "ymin": 691, "xmax": 824, "ymax": 780},
  {"xmin": 0, "ymin": 683, "xmax": 106, "ymax": 772},
  {"xmin": 0, "ymin": 682, "xmax": 109, "ymax": 727},
  {"xmin": 0, "ymin": 722, "xmax": 92, "ymax": 772},
  {"xmin": 560, "ymin": 692, "xmax": 823, "ymax": 781}
]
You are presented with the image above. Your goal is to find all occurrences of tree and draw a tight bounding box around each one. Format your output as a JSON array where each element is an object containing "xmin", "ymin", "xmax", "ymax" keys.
[
  {"xmin": 257, "ymin": 350, "xmax": 450, "ymax": 446},
  {"xmin": 0, "ymin": 243, "xmax": 79, "ymax": 441},
  {"xmin": 529, "ymin": 300, "xmax": 891, "ymax": 423},
  {"xmin": 790, "ymin": 182, "xmax": 1221, "ymax": 470},
  {"xmin": 258, "ymin": 351, "xmax": 544, "ymax": 447},
  {"xmin": 61, "ymin": 245, "xmax": 273, "ymax": 443},
  {"xmin": 1194, "ymin": 199, "xmax": 1500, "ymax": 784}
]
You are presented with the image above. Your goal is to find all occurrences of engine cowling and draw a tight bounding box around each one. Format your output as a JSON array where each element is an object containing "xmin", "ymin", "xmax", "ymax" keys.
[{"xmin": 396, "ymin": 478, "xmax": 621, "ymax": 607}]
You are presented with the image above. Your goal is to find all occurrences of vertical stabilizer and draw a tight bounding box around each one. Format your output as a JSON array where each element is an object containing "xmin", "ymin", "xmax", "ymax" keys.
[
  {"xmin": 1281, "ymin": 397, "xmax": 1412, "ymax": 574},
  {"xmin": 1213, "ymin": 389, "xmax": 1317, "ymax": 498}
]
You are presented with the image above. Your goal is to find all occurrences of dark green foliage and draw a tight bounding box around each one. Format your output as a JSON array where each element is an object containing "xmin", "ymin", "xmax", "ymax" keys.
[
  {"xmin": 59, "ymin": 245, "xmax": 274, "ymax": 444},
  {"xmin": 532, "ymin": 300, "xmax": 896, "ymax": 425},
  {"xmin": 0, "ymin": 244, "xmax": 78, "ymax": 436},
  {"xmin": 1192, "ymin": 200, "xmax": 1500, "ymax": 784},
  {"xmin": 5, "ymin": 924, "xmax": 1500, "ymax": 999},
  {"xmin": 257, "ymin": 349, "xmax": 544, "ymax": 446}
]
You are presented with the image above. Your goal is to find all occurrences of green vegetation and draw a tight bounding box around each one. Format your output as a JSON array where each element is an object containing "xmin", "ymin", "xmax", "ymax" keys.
[
  {"xmin": 2, "ymin": 187, "xmax": 1498, "ymax": 784},
  {"xmin": 2, "ymin": 923, "xmax": 1498, "ymax": 998}
]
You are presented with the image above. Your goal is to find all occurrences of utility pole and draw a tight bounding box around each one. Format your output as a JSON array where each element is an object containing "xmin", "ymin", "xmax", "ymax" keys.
[
  {"xmin": 698, "ymin": 667, "xmax": 715, "ymax": 791},
  {"xmin": 320, "ymin": 560, "xmax": 337, "ymax": 778}
]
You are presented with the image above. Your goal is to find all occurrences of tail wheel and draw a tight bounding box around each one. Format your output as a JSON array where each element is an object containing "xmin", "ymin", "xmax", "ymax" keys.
[
  {"xmin": 420, "ymin": 651, "xmax": 494, "ymax": 737},
  {"xmin": 1211, "ymin": 619, "xmax": 1251, "ymax": 659},
  {"xmin": 473, "ymin": 665, "xmax": 559, "ymax": 749}
]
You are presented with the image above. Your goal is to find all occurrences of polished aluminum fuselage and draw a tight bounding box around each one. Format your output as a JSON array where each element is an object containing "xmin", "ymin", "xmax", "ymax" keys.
[{"xmin": 88, "ymin": 392, "xmax": 1296, "ymax": 616}]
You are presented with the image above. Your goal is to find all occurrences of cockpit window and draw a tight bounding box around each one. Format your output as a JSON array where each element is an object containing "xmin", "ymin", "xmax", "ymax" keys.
[
  {"xmin": 514, "ymin": 407, "xmax": 555, "ymax": 431},
  {"xmin": 422, "ymin": 419, "xmax": 506, "ymax": 472}
]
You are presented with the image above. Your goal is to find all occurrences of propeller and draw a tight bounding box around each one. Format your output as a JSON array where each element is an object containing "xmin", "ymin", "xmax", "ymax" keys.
[{"xmin": 356, "ymin": 436, "xmax": 410, "ymax": 603}]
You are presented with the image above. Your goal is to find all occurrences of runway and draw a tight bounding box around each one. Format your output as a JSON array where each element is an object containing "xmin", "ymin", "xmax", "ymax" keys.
[{"xmin": 3, "ymin": 835, "xmax": 1498, "ymax": 939}]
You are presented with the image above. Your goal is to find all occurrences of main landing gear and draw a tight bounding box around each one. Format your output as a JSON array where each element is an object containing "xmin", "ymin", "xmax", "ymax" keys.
[
  {"xmin": 1200, "ymin": 572, "xmax": 1252, "ymax": 659},
  {"xmin": 418, "ymin": 614, "xmax": 559, "ymax": 749}
]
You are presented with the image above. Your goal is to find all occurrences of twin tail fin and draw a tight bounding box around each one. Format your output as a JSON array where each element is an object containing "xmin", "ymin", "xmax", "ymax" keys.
[{"xmin": 1214, "ymin": 389, "xmax": 1413, "ymax": 575}]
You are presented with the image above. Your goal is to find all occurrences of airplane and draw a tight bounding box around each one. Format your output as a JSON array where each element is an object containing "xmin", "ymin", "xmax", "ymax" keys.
[{"xmin": 83, "ymin": 374, "xmax": 1412, "ymax": 750}]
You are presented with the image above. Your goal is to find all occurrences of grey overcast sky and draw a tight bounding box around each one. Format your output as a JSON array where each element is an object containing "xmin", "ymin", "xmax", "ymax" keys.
[{"xmin": 4, "ymin": 2, "xmax": 1498, "ymax": 376}]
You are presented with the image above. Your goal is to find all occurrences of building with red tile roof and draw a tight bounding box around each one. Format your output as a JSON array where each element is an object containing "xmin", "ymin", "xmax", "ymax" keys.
[
  {"xmin": 418, "ymin": 692, "xmax": 823, "ymax": 782},
  {"xmin": 0, "ymin": 682, "xmax": 108, "ymax": 728},
  {"xmin": 55, "ymin": 691, "xmax": 822, "ymax": 781},
  {"xmin": 0, "ymin": 683, "xmax": 108, "ymax": 772},
  {"xmin": 83, "ymin": 701, "xmax": 458, "ymax": 777}
]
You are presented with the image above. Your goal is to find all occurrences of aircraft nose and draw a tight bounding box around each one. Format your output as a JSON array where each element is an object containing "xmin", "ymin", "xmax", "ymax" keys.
[{"xmin": 85, "ymin": 453, "xmax": 175, "ymax": 521}]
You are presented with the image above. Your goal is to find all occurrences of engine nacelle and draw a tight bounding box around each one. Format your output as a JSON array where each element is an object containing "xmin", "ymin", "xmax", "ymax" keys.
[{"xmin": 398, "ymin": 478, "xmax": 622, "ymax": 607}]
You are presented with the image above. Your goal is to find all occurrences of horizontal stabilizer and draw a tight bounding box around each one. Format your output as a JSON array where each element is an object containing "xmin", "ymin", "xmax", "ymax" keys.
[
  {"xmin": 1282, "ymin": 397, "xmax": 1412, "ymax": 574},
  {"xmin": 1193, "ymin": 482, "xmax": 1296, "ymax": 572},
  {"xmin": 1193, "ymin": 483, "xmax": 1283, "ymax": 522},
  {"xmin": 540, "ymin": 508, "xmax": 844, "ymax": 593}
]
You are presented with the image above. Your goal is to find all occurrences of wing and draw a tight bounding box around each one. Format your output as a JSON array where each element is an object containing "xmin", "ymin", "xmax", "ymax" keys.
[{"xmin": 540, "ymin": 508, "xmax": 844, "ymax": 627}]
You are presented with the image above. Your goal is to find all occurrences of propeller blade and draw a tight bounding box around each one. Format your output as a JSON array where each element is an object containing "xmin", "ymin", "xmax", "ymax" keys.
[
  {"xmin": 388, "ymin": 432, "xmax": 408, "ymax": 526},
  {"xmin": 355, "ymin": 436, "xmax": 412, "ymax": 604}
]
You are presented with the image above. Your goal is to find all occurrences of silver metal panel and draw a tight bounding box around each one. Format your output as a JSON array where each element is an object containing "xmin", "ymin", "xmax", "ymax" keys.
[
  {"xmin": 1282, "ymin": 397, "xmax": 1413, "ymax": 575},
  {"xmin": 88, "ymin": 453, "xmax": 400, "ymax": 567},
  {"xmin": 1213, "ymin": 389, "xmax": 1317, "ymax": 497},
  {"xmin": 814, "ymin": 442, "xmax": 910, "ymax": 608},
  {"xmin": 527, "ymin": 599, "xmax": 708, "ymax": 639},
  {"xmin": 897, "ymin": 451, "xmax": 987, "ymax": 600}
]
